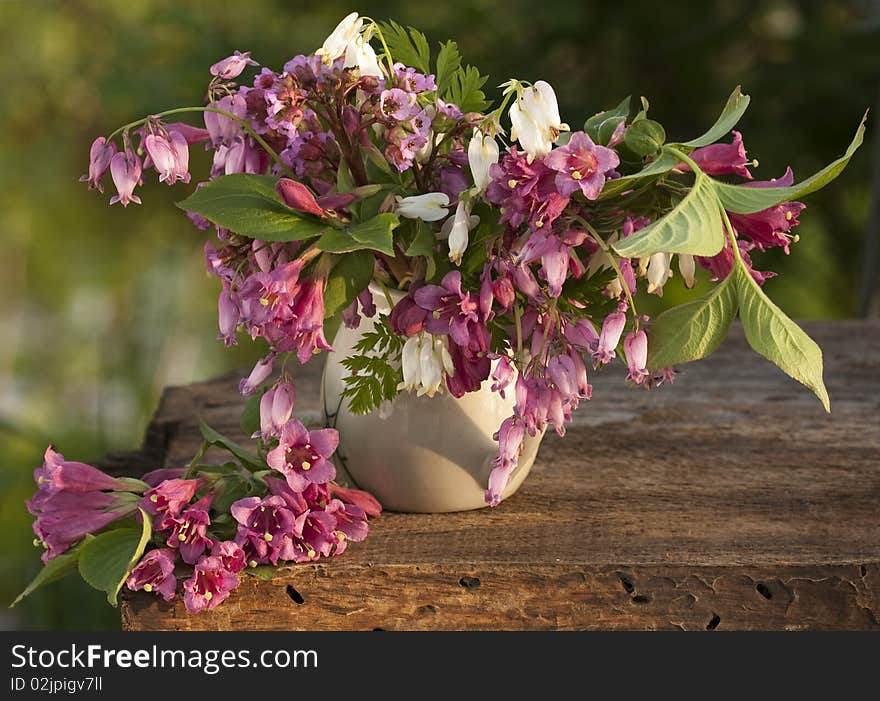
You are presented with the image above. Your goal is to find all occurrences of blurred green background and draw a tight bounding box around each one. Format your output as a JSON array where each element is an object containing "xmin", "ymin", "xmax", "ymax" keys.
[{"xmin": 0, "ymin": 0, "xmax": 876, "ymax": 629}]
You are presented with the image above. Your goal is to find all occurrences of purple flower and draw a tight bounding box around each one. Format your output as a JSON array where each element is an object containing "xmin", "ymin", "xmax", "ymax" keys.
[
  {"xmin": 32, "ymin": 446, "xmax": 131, "ymax": 499},
  {"xmin": 30, "ymin": 490, "xmax": 139, "ymax": 563},
  {"xmin": 445, "ymin": 339, "xmax": 491, "ymax": 398},
  {"xmin": 231, "ymin": 495, "xmax": 300, "ymax": 566},
  {"xmin": 217, "ymin": 281, "xmax": 239, "ymax": 347},
  {"xmin": 564, "ymin": 318, "xmax": 599, "ymax": 353},
  {"xmin": 544, "ymin": 131, "xmax": 620, "ymax": 199},
  {"xmin": 491, "ymin": 356, "xmax": 516, "ymax": 398},
  {"xmin": 205, "ymin": 93, "xmax": 247, "ymax": 146},
  {"xmin": 141, "ymin": 467, "xmax": 185, "ymax": 487},
  {"xmin": 380, "ymin": 88, "xmax": 418, "ymax": 121},
  {"xmin": 126, "ymin": 548, "xmax": 177, "ymax": 602},
  {"xmin": 686, "ymin": 130, "xmax": 753, "ymax": 179},
  {"xmin": 389, "ymin": 294, "xmax": 428, "ymax": 336},
  {"xmin": 486, "ymin": 417, "xmax": 525, "ymax": 506},
  {"xmin": 329, "ymin": 483, "xmax": 382, "ymax": 518},
  {"xmin": 210, "ymin": 50, "xmax": 258, "ymax": 80},
  {"xmin": 239, "ymin": 354, "xmax": 275, "ymax": 396},
  {"xmin": 392, "ymin": 62, "xmax": 437, "ymax": 93},
  {"xmin": 256, "ymin": 382, "xmax": 296, "ymax": 440},
  {"xmin": 80, "ymin": 137, "xmax": 117, "ymax": 192},
  {"xmin": 140, "ymin": 478, "xmax": 200, "ymax": 529},
  {"xmin": 165, "ymin": 495, "xmax": 213, "ymax": 565},
  {"xmin": 266, "ymin": 419, "xmax": 338, "ymax": 492},
  {"xmin": 486, "ymin": 147, "xmax": 570, "ymax": 231},
  {"xmin": 144, "ymin": 131, "xmax": 191, "ymax": 185},
  {"xmin": 414, "ymin": 271, "xmax": 487, "ymax": 350},
  {"xmin": 593, "ymin": 310, "xmax": 626, "ymax": 366},
  {"xmin": 728, "ymin": 168, "xmax": 804, "ymax": 252},
  {"xmin": 211, "ymin": 540, "xmax": 247, "ymax": 574},
  {"xmin": 624, "ymin": 330, "xmax": 649, "ymax": 384},
  {"xmin": 109, "ymin": 150, "xmax": 142, "ymax": 207},
  {"xmin": 183, "ymin": 554, "xmax": 241, "ymax": 613},
  {"xmin": 324, "ymin": 499, "xmax": 369, "ymax": 555}
]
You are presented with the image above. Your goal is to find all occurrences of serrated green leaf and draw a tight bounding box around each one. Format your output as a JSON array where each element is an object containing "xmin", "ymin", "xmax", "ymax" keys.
[
  {"xmin": 78, "ymin": 510, "xmax": 151, "ymax": 606},
  {"xmin": 379, "ymin": 21, "xmax": 431, "ymax": 73},
  {"xmin": 11, "ymin": 547, "xmax": 83, "ymax": 607},
  {"xmin": 624, "ymin": 119, "xmax": 666, "ymax": 157},
  {"xmin": 448, "ymin": 65, "xmax": 490, "ymax": 113},
  {"xmin": 436, "ymin": 40, "xmax": 462, "ymax": 95},
  {"xmin": 176, "ymin": 174, "xmax": 326, "ymax": 242},
  {"xmin": 612, "ymin": 173, "xmax": 725, "ymax": 258},
  {"xmin": 715, "ymin": 112, "xmax": 866, "ymax": 214},
  {"xmin": 584, "ymin": 96, "xmax": 630, "ymax": 145},
  {"xmin": 200, "ymin": 422, "xmax": 265, "ymax": 471},
  {"xmin": 679, "ymin": 86, "xmax": 751, "ymax": 148},
  {"xmin": 646, "ymin": 272, "xmax": 738, "ymax": 370},
  {"xmin": 734, "ymin": 266, "xmax": 830, "ymax": 411},
  {"xmin": 323, "ymin": 250, "xmax": 375, "ymax": 321}
]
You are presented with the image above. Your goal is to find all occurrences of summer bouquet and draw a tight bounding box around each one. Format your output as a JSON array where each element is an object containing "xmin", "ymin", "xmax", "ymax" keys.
[{"xmin": 15, "ymin": 12, "xmax": 864, "ymax": 614}]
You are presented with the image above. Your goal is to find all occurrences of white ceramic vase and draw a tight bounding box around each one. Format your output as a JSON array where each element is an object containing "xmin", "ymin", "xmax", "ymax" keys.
[{"xmin": 321, "ymin": 285, "xmax": 542, "ymax": 513}]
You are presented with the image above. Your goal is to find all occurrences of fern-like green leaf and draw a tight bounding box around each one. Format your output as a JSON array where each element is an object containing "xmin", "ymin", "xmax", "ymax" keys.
[
  {"xmin": 379, "ymin": 21, "xmax": 431, "ymax": 74},
  {"xmin": 340, "ymin": 316, "xmax": 405, "ymax": 415},
  {"xmin": 447, "ymin": 65, "xmax": 490, "ymax": 112}
]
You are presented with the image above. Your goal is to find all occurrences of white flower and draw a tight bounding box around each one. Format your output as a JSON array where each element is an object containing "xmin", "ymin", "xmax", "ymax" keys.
[
  {"xmin": 645, "ymin": 252, "xmax": 673, "ymax": 296},
  {"xmin": 442, "ymin": 200, "xmax": 480, "ymax": 265},
  {"xmin": 344, "ymin": 33, "xmax": 383, "ymax": 78},
  {"xmin": 467, "ymin": 128, "xmax": 499, "ymax": 193},
  {"xmin": 395, "ymin": 192, "xmax": 450, "ymax": 221},
  {"xmin": 398, "ymin": 332, "xmax": 454, "ymax": 397},
  {"xmin": 678, "ymin": 254, "xmax": 696, "ymax": 289},
  {"xmin": 509, "ymin": 80, "xmax": 569, "ymax": 161},
  {"xmin": 316, "ymin": 12, "xmax": 363, "ymax": 64}
]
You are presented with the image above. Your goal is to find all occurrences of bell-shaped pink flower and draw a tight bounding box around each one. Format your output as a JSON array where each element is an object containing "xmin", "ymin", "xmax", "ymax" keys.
[
  {"xmin": 217, "ymin": 282, "xmax": 239, "ymax": 347},
  {"xmin": 491, "ymin": 356, "xmax": 515, "ymax": 398},
  {"xmin": 210, "ymin": 540, "xmax": 246, "ymax": 574},
  {"xmin": 624, "ymin": 330, "xmax": 649, "ymax": 384},
  {"xmin": 239, "ymin": 354, "xmax": 275, "ymax": 396},
  {"xmin": 593, "ymin": 310, "xmax": 626, "ymax": 366},
  {"xmin": 183, "ymin": 554, "xmax": 241, "ymax": 613},
  {"xmin": 140, "ymin": 478, "xmax": 200, "ymax": 529},
  {"xmin": 329, "ymin": 483, "xmax": 382, "ymax": 518},
  {"xmin": 685, "ymin": 130, "xmax": 753, "ymax": 179},
  {"xmin": 544, "ymin": 131, "xmax": 620, "ymax": 200},
  {"xmin": 276, "ymin": 178, "xmax": 327, "ymax": 217},
  {"xmin": 165, "ymin": 495, "xmax": 213, "ymax": 565},
  {"xmin": 210, "ymin": 50, "xmax": 258, "ymax": 80},
  {"xmin": 145, "ymin": 130, "xmax": 191, "ymax": 185},
  {"xmin": 256, "ymin": 382, "xmax": 296, "ymax": 440},
  {"xmin": 486, "ymin": 417, "xmax": 525, "ymax": 506},
  {"xmin": 231, "ymin": 495, "xmax": 300, "ymax": 566},
  {"xmin": 80, "ymin": 137, "xmax": 117, "ymax": 192},
  {"xmin": 204, "ymin": 93, "xmax": 247, "ymax": 146},
  {"xmin": 266, "ymin": 419, "xmax": 337, "ymax": 492},
  {"xmin": 564, "ymin": 318, "xmax": 599, "ymax": 352},
  {"xmin": 126, "ymin": 548, "xmax": 178, "ymax": 602},
  {"xmin": 109, "ymin": 150, "xmax": 142, "ymax": 207}
]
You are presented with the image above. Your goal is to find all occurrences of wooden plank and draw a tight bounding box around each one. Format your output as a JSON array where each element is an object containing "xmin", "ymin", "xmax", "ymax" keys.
[{"xmin": 119, "ymin": 321, "xmax": 880, "ymax": 630}]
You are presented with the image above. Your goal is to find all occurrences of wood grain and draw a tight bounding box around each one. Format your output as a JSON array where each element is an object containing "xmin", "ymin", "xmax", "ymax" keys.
[{"xmin": 118, "ymin": 321, "xmax": 880, "ymax": 630}]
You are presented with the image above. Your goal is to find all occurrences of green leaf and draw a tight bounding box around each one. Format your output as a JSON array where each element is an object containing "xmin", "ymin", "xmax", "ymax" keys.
[
  {"xmin": 245, "ymin": 565, "xmax": 278, "ymax": 581},
  {"xmin": 447, "ymin": 65, "xmax": 490, "ymax": 113},
  {"xmin": 612, "ymin": 173, "xmax": 725, "ymax": 258},
  {"xmin": 623, "ymin": 119, "xmax": 666, "ymax": 157},
  {"xmin": 11, "ymin": 547, "xmax": 82, "ymax": 607},
  {"xmin": 341, "ymin": 315, "xmax": 405, "ymax": 414},
  {"xmin": 78, "ymin": 510, "xmax": 152, "ymax": 606},
  {"xmin": 436, "ymin": 40, "xmax": 462, "ymax": 95},
  {"xmin": 715, "ymin": 113, "xmax": 867, "ymax": 214},
  {"xmin": 679, "ymin": 86, "xmax": 751, "ymax": 148},
  {"xmin": 200, "ymin": 422, "xmax": 265, "ymax": 471},
  {"xmin": 316, "ymin": 229, "xmax": 367, "ymax": 253},
  {"xmin": 322, "ymin": 250, "xmax": 375, "ymax": 321},
  {"xmin": 597, "ymin": 150, "xmax": 681, "ymax": 200},
  {"xmin": 379, "ymin": 21, "xmax": 430, "ymax": 73},
  {"xmin": 646, "ymin": 272, "xmax": 738, "ymax": 370},
  {"xmin": 176, "ymin": 174, "xmax": 326, "ymax": 242},
  {"xmin": 584, "ymin": 96, "xmax": 630, "ymax": 145},
  {"xmin": 349, "ymin": 213, "xmax": 399, "ymax": 255},
  {"xmin": 734, "ymin": 266, "xmax": 830, "ymax": 411},
  {"xmin": 336, "ymin": 161, "xmax": 355, "ymax": 194},
  {"xmin": 240, "ymin": 389, "xmax": 265, "ymax": 438},
  {"xmin": 404, "ymin": 220, "xmax": 436, "ymax": 258}
]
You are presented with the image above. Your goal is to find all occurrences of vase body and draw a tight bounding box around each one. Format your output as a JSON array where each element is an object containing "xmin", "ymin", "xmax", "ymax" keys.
[{"xmin": 321, "ymin": 285, "xmax": 542, "ymax": 513}]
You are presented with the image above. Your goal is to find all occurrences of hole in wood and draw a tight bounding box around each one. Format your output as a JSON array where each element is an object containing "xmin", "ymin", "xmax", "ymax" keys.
[
  {"xmin": 631, "ymin": 594, "xmax": 652, "ymax": 604},
  {"xmin": 372, "ymin": 627, "xmax": 386, "ymax": 631},
  {"xmin": 286, "ymin": 585, "xmax": 305, "ymax": 604},
  {"xmin": 459, "ymin": 576, "xmax": 481, "ymax": 589},
  {"xmin": 706, "ymin": 613, "xmax": 721, "ymax": 630},
  {"xmin": 618, "ymin": 574, "xmax": 634, "ymax": 594},
  {"xmin": 755, "ymin": 582, "xmax": 773, "ymax": 600},
  {"xmin": 860, "ymin": 565, "xmax": 868, "ymax": 578}
]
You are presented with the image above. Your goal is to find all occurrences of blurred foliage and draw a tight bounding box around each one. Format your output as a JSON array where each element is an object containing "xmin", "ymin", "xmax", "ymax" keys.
[{"xmin": 0, "ymin": 0, "xmax": 876, "ymax": 629}]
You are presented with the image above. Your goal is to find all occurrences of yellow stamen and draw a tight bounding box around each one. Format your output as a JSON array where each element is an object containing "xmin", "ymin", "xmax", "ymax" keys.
[
  {"xmin": 178, "ymin": 534, "xmax": 187, "ymax": 542},
  {"xmin": 37, "ymin": 476, "xmax": 46, "ymax": 484},
  {"xmin": 150, "ymin": 494, "xmax": 158, "ymax": 503},
  {"xmin": 432, "ymin": 310, "xmax": 441, "ymax": 319},
  {"xmin": 337, "ymin": 532, "xmax": 346, "ymax": 542},
  {"xmin": 786, "ymin": 211, "xmax": 793, "ymax": 221},
  {"xmin": 571, "ymin": 170, "xmax": 582, "ymax": 180},
  {"xmin": 204, "ymin": 591, "xmax": 213, "ymax": 601},
  {"xmin": 260, "ymin": 297, "xmax": 270, "ymax": 306},
  {"xmin": 507, "ymin": 179, "xmax": 517, "ymax": 189},
  {"xmin": 143, "ymin": 583, "xmax": 153, "ymax": 592},
  {"xmin": 249, "ymin": 560, "xmax": 258, "ymax": 568},
  {"xmin": 792, "ymin": 234, "xmax": 800, "ymax": 243},
  {"xmin": 32, "ymin": 538, "xmax": 40, "ymax": 548},
  {"xmin": 307, "ymin": 549, "xmax": 317, "ymax": 559},
  {"xmin": 264, "ymin": 532, "xmax": 273, "ymax": 542},
  {"xmin": 535, "ymin": 219, "xmax": 544, "ymax": 228},
  {"xmin": 301, "ymin": 461, "xmax": 311, "ymax": 471}
]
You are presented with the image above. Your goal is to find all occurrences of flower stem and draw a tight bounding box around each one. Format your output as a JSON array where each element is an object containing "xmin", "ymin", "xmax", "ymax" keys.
[{"xmin": 576, "ymin": 215, "xmax": 639, "ymax": 318}]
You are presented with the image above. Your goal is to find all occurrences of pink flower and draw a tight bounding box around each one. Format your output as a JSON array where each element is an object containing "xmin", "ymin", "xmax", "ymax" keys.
[
  {"xmin": 183, "ymin": 554, "xmax": 241, "ymax": 613},
  {"xmin": 414, "ymin": 271, "xmax": 488, "ymax": 351},
  {"xmin": 389, "ymin": 295, "xmax": 428, "ymax": 336},
  {"xmin": 231, "ymin": 495, "xmax": 300, "ymax": 565},
  {"xmin": 728, "ymin": 168, "xmax": 805, "ymax": 253},
  {"xmin": 544, "ymin": 131, "xmax": 620, "ymax": 199},
  {"xmin": 144, "ymin": 131, "xmax": 191, "ymax": 185},
  {"xmin": 491, "ymin": 356, "xmax": 515, "ymax": 398},
  {"xmin": 593, "ymin": 310, "xmax": 626, "ymax": 366},
  {"xmin": 380, "ymin": 87, "xmax": 418, "ymax": 121},
  {"xmin": 485, "ymin": 417, "xmax": 525, "ymax": 506},
  {"xmin": 266, "ymin": 420, "xmax": 337, "ymax": 492},
  {"xmin": 204, "ymin": 93, "xmax": 247, "ymax": 146},
  {"xmin": 256, "ymin": 382, "xmax": 296, "ymax": 440},
  {"xmin": 275, "ymin": 178, "xmax": 327, "ymax": 217},
  {"xmin": 445, "ymin": 339, "xmax": 491, "ymax": 398},
  {"xmin": 32, "ymin": 446, "xmax": 131, "ymax": 499},
  {"xmin": 126, "ymin": 548, "xmax": 178, "ymax": 602},
  {"xmin": 685, "ymin": 130, "xmax": 753, "ymax": 179},
  {"xmin": 624, "ymin": 330, "xmax": 649, "ymax": 384},
  {"xmin": 564, "ymin": 318, "xmax": 599, "ymax": 353},
  {"xmin": 210, "ymin": 50, "xmax": 258, "ymax": 80},
  {"xmin": 140, "ymin": 478, "xmax": 200, "ymax": 529},
  {"xmin": 80, "ymin": 137, "xmax": 117, "ymax": 192},
  {"xmin": 162, "ymin": 122, "xmax": 210, "ymax": 145},
  {"xmin": 239, "ymin": 355, "xmax": 275, "ymax": 396},
  {"xmin": 486, "ymin": 147, "xmax": 570, "ymax": 231},
  {"xmin": 217, "ymin": 281, "xmax": 239, "ymax": 347},
  {"xmin": 109, "ymin": 150, "xmax": 142, "ymax": 207},
  {"xmin": 165, "ymin": 495, "xmax": 213, "ymax": 565},
  {"xmin": 329, "ymin": 483, "xmax": 382, "ymax": 518},
  {"xmin": 210, "ymin": 540, "xmax": 247, "ymax": 574}
]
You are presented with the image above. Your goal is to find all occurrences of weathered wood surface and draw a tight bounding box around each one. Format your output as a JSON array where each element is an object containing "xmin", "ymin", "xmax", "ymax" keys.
[{"xmin": 118, "ymin": 321, "xmax": 880, "ymax": 630}]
